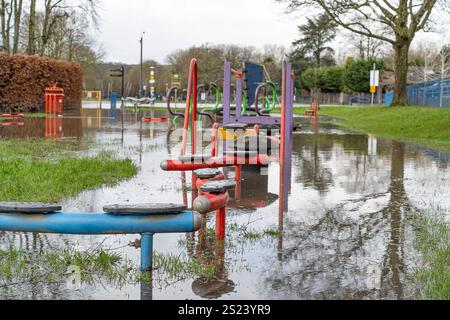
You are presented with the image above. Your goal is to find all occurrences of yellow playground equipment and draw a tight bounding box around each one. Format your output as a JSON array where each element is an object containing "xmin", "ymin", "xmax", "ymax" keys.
[{"xmin": 81, "ymin": 90, "xmax": 102, "ymax": 110}]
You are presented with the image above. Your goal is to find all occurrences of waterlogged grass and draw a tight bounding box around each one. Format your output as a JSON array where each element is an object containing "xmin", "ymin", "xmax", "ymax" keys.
[
  {"xmin": 0, "ymin": 245, "xmax": 137, "ymax": 292},
  {"xmin": 0, "ymin": 139, "xmax": 137, "ymax": 203},
  {"xmin": 299, "ymin": 106, "xmax": 450, "ymax": 153},
  {"xmin": 410, "ymin": 212, "xmax": 450, "ymax": 300}
]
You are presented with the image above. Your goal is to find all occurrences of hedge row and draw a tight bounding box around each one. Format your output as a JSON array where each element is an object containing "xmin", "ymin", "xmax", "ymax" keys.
[{"xmin": 0, "ymin": 54, "xmax": 82, "ymax": 113}]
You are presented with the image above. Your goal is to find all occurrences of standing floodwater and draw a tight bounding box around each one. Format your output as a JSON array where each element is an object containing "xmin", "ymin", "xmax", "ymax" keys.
[{"xmin": 0, "ymin": 110, "xmax": 448, "ymax": 300}]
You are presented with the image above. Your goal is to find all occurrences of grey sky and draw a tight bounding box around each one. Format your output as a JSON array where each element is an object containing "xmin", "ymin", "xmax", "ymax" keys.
[
  {"xmin": 93, "ymin": 0, "xmax": 300, "ymax": 64},
  {"xmin": 93, "ymin": 0, "xmax": 450, "ymax": 65}
]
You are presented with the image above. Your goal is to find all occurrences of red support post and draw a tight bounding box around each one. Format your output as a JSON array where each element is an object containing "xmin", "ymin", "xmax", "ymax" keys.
[{"xmin": 216, "ymin": 208, "xmax": 226, "ymax": 240}]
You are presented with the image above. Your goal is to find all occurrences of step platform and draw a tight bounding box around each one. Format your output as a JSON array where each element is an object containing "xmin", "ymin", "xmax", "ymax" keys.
[
  {"xmin": 103, "ymin": 203, "xmax": 187, "ymax": 216},
  {"xmin": 0, "ymin": 202, "xmax": 62, "ymax": 214},
  {"xmin": 223, "ymin": 150, "xmax": 259, "ymax": 157},
  {"xmin": 179, "ymin": 155, "xmax": 212, "ymax": 163},
  {"xmin": 194, "ymin": 168, "xmax": 223, "ymax": 179},
  {"xmin": 200, "ymin": 180, "xmax": 237, "ymax": 194}
]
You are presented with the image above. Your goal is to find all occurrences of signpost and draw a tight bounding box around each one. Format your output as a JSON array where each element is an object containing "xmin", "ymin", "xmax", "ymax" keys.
[
  {"xmin": 110, "ymin": 66, "xmax": 125, "ymax": 100},
  {"xmin": 370, "ymin": 64, "xmax": 380, "ymax": 106}
]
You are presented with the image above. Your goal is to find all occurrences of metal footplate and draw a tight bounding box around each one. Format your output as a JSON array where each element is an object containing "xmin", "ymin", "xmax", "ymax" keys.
[
  {"xmin": 194, "ymin": 168, "xmax": 222, "ymax": 179},
  {"xmin": 103, "ymin": 203, "xmax": 188, "ymax": 216},
  {"xmin": 200, "ymin": 180, "xmax": 236, "ymax": 194},
  {"xmin": 223, "ymin": 150, "xmax": 259, "ymax": 157},
  {"xmin": 0, "ymin": 202, "xmax": 62, "ymax": 214},
  {"xmin": 179, "ymin": 155, "xmax": 212, "ymax": 163}
]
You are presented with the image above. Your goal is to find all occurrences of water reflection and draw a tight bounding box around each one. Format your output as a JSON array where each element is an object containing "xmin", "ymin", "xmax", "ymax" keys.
[
  {"xmin": 1, "ymin": 110, "xmax": 449, "ymax": 300},
  {"xmin": 190, "ymin": 231, "xmax": 235, "ymax": 299},
  {"xmin": 263, "ymin": 134, "xmax": 417, "ymax": 299}
]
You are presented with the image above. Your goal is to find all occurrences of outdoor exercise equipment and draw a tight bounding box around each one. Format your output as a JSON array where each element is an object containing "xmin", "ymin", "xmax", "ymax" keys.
[
  {"xmin": 166, "ymin": 86, "xmax": 185, "ymax": 125},
  {"xmin": 0, "ymin": 202, "xmax": 202, "ymax": 271},
  {"xmin": 305, "ymin": 100, "xmax": 319, "ymax": 118},
  {"xmin": 45, "ymin": 84, "xmax": 64, "ymax": 115},
  {"xmin": 160, "ymin": 59, "xmax": 295, "ymax": 241},
  {"xmin": 220, "ymin": 61, "xmax": 294, "ymax": 214},
  {"xmin": 81, "ymin": 90, "xmax": 102, "ymax": 111},
  {"xmin": 193, "ymin": 180, "xmax": 236, "ymax": 239}
]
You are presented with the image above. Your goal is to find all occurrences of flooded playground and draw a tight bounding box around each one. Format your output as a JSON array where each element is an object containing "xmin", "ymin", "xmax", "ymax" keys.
[{"xmin": 0, "ymin": 108, "xmax": 448, "ymax": 300}]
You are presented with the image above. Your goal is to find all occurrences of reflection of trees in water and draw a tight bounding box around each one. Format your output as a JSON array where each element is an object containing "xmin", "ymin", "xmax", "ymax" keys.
[
  {"xmin": 264, "ymin": 141, "xmax": 417, "ymax": 300},
  {"xmin": 293, "ymin": 134, "xmax": 334, "ymax": 195},
  {"xmin": 295, "ymin": 134, "xmax": 392, "ymax": 196}
]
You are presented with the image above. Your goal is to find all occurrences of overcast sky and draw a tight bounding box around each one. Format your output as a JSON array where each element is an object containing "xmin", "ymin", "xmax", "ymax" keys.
[
  {"xmin": 93, "ymin": 0, "xmax": 302, "ymax": 64},
  {"xmin": 93, "ymin": 0, "xmax": 450, "ymax": 65}
]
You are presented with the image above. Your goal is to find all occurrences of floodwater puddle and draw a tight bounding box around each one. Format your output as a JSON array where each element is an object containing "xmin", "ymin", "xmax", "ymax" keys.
[{"xmin": 0, "ymin": 109, "xmax": 449, "ymax": 300}]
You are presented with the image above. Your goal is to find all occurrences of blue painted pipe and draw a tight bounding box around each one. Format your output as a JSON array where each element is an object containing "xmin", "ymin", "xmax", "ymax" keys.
[
  {"xmin": 0, "ymin": 211, "xmax": 202, "ymax": 271},
  {"xmin": 141, "ymin": 233, "xmax": 154, "ymax": 272},
  {"xmin": 0, "ymin": 211, "xmax": 201, "ymax": 235}
]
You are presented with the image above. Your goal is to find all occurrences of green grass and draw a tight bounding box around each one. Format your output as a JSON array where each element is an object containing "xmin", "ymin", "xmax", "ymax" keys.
[
  {"xmin": 0, "ymin": 139, "xmax": 138, "ymax": 203},
  {"xmin": 298, "ymin": 106, "xmax": 450, "ymax": 153},
  {"xmin": 410, "ymin": 212, "xmax": 450, "ymax": 300},
  {"xmin": 0, "ymin": 245, "xmax": 136, "ymax": 291}
]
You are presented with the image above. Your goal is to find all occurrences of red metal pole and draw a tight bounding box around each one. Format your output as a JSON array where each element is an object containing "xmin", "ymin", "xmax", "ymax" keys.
[
  {"xmin": 234, "ymin": 165, "xmax": 242, "ymax": 201},
  {"xmin": 216, "ymin": 208, "xmax": 226, "ymax": 240},
  {"xmin": 161, "ymin": 154, "xmax": 269, "ymax": 172},
  {"xmin": 211, "ymin": 123, "xmax": 219, "ymax": 157},
  {"xmin": 193, "ymin": 192, "xmax": 229, "ymax": 214},
  {"xmin": 181, "ymin": 59, "xmax": 198, "ymax": 156}
]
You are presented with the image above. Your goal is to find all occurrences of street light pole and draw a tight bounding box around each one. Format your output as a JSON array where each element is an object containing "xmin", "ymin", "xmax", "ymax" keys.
[{"xmin": 139, "ymin": 32, "xmax": 145, "ymax": 98}]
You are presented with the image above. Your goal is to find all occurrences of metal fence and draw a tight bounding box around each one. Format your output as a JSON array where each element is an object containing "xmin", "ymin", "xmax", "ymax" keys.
[
  {"xmin": 294, "ymin": 92, "xmax": 377, "ymax": 106},
  {"xmin": 407, "ymin": 76, "xmax": 450, "ymax": 107}
]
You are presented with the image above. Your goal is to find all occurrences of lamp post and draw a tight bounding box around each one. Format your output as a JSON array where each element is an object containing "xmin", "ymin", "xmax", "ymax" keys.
[{"xmin": 139, "ymin": 32, "xmax": 145, "ymax": 98}]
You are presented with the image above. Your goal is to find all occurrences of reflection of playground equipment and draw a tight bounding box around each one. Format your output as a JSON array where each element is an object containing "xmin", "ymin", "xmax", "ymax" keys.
[
  {"xmin": 227, "ymin": 165, "xmax": 279, "ymax": 209},
  {"xmin": 142, "ymin": 117, "xmax": 170, "ymax": 123},
  {"xmin": 191, "ymin": 237, "xmax": 234, "ymax": 299},
  {"xmin": 45, "ymin": 85, "xmax": 65, "ymax": 115},
  {"xmin": 122, "ymin": 96, "xmax": 155, "ymax": 109},
  {"xmin": 0, "ymin": 202, "xmax": 201, "ymax": 271},
  {"xmin": 1, "ymin": 114, "xmax": 25, "ymax": 127}
]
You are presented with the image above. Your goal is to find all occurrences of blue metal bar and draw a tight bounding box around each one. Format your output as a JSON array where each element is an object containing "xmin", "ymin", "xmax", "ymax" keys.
[
  {"xmin": 0, "ymin": 211, "xmax": 201, "ymax": 235},
  {"xmin": 140, "ymin": 233, "xmax": 154, "ymax": 271}
]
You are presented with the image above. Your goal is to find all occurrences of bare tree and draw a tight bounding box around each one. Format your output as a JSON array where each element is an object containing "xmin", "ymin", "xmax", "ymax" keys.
[
  {"xmin": 344, "ymin": 31, "xmax": 388, "ymax": 60},
  {"xmin": 279, "ymin": 0, "xmax": 448, "ymax": 106},
  {"xmin": 0, "ymin": 0, "xmax": 13, "ymax": 52},
  {"xmin": 438, "ymin": 44, "xmax": 450, "ymax": 107},
  {"xmin": 408, "ymin": 41, "xmax": 440, "ymax": 83},
  {"xmin": 27, "ymin": 0, "xmax": 37, "ymax": 54}
]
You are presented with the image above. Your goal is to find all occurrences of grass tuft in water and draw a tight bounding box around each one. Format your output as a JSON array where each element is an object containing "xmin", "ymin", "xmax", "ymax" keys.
[
  {"xmin": 0, "ymin": 139, "xmax": 138, "ymax": 203},
  {"xmin": 411, "ymin": 212, "xmax": 450, "ymax": 300}
]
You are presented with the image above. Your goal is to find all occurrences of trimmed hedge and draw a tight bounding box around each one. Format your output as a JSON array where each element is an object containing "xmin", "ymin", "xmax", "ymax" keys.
[{"xmin": 0, "ymin": 54, "xmax": 82, "ymax": 113}]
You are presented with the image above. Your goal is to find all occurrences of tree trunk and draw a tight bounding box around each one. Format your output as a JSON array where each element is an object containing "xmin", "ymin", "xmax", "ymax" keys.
[
  {"xmin": 12, "ymin": 0, "xmax": 23, "ymax": 54},
  {"xmin": 26, "ymin": 0, "xmax": 36, "ymax": 55},
  {"xmin": 1, "ymin": 0, "xmax": 12, "ymax": 53},
  {"xmin": 392, "ymin": 40, "xmax": 411, "ymax": 106}
]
